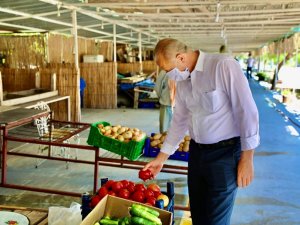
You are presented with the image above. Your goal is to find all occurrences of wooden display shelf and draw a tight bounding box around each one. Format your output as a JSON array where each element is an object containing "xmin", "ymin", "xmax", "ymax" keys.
[{"xmin": 0, "ymin": 205, "xmax": 48, "ymax": 225}]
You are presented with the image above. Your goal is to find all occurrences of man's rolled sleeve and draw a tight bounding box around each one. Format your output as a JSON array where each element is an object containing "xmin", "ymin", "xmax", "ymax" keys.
[
  {"xmin": 241, "ymin": 133, "xmax": 260, "ymax": 151},
  {"xmin": 160, "ymin": 142, "xmax": 179, "ymax": 155}
]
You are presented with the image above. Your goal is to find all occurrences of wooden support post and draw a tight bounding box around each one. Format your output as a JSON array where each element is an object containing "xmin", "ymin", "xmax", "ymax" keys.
[
  {"xmin": 113, "ymin": 23, "xmax": 117, "ymax": 63},
  {"xmin": 51, "ymin": 73, "xmax": 57, "ymax": 91},
  {"xmin": 0, "ymin": 71, "xmax": 3, "ymax": 105},
  {"xmin": 138, "ymin": 32, "xmax": 143, "ymax": 74},
  {"xmin": 35, "ymin": 71, "xmax": 41, "ymax": 89},
  {"xmin": 72, "ymin": 9, "xmax": 81, "ymax": 122}
]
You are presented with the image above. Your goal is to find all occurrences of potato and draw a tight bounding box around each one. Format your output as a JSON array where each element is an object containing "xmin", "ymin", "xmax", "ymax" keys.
[
  {"xmin": 100, "ymin": 128, "xmax": 106, "ymax": 134},
  {"xmin": 184, "ymin": 136, "xmax": 191, "ymax": 141},
  {"xmin": 97, "ymin": 124, "xmax": 104, "ymax": 129},
  {"xmin": 112, "ymin": 126, "xmax": 119, "ymax": 133},
  {"xmin": 183, "ymin": 147, "xmax": 189, "ymax": 152},
  {"xmin": 104, "ymin": 126, "xmax": 112, "ymax": 131},
  {"xmin": 132, "ymin": 134, "xmax": 144, "ymax": 142},
  {"xmin": 140, "ymin": 132, "xmax": 146, "ymax": 139},
  {"xmin": 117, "ymin": 127, "xmax": 126, "ymax": 134},
  {"xmin": 123, "ymin": 139, "xmax": 130, "ymax": 143},
  {"xmin": 158, "ymin": 143, "xmax": 163, "ymax": 149},
  {"xmin": 133, "ymin": 128, "xmax": 140, "ymax": 132},
  {"xmin": 153, "ymin": 133, "xmax": 162, "ymax": 140},
  {"xmin": 123, "ymin": 131, "xmax": 133, "ymax": 139},
  {"xmin": 133, "ymin": 131, "xmax": 140, "ymax": 137},
  {"xmin": 117, "ymin": 135, "xmax": 124, "ymax": 142},
  {"xmin": 160, "ymin": 135, "xmax": 166, "ymax": 142},
  {"xmin": 150, "ymin": 140, "xmax": 159, "ymax": 147},
  {"xmin": 104, "ymin": 129, "xmax": 112, "ymax": 136}
]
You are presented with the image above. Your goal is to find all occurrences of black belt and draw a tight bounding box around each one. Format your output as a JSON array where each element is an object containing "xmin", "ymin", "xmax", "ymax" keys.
[{"xmin": 192, "ymin": 137, "xmax": 240, "ymax": 149}]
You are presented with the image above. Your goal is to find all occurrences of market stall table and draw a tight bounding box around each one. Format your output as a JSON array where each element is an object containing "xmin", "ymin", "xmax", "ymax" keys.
[{"xmin": 0, "ymin": 114, "xmax": 189, "ymax": 211}]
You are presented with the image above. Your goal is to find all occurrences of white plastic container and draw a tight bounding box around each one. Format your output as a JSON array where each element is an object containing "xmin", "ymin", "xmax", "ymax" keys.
[{"xmin": 83, "ymin": 55, "xmax": 104, "ymax": 63}]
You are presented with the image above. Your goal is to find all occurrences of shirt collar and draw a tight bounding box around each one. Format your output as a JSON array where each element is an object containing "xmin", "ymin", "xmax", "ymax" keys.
[{"xmin": 195, "ymin": 50, "xmax": 205, "ymax": 72}]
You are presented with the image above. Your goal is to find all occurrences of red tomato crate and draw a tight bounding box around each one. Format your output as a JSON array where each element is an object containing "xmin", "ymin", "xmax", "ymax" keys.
[{"xmin": 81, "ymin": 178, "xmax": 175, "ymax": 225}]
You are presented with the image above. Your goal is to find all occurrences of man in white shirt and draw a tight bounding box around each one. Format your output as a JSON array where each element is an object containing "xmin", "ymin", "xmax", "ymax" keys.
[{"xmin": 143, "ymin": 38, "xmax": 260, "ymax": 225}]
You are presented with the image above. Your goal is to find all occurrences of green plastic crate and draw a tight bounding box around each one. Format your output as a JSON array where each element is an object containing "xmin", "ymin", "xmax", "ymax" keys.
[{"xmin": 87, "ymin": 121, "xmax": 146, "ymax": 161}]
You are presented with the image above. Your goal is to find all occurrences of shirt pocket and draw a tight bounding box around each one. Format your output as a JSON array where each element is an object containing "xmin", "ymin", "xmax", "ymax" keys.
[{"xmin": 200, "ymin": 89, "xmax": 224, "ymax": 113}]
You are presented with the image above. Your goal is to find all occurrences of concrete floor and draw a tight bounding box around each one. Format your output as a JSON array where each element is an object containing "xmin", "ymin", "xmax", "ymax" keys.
[{"xmin": 1, "ymin": 80, "xmax": 300, "ymax": 225}]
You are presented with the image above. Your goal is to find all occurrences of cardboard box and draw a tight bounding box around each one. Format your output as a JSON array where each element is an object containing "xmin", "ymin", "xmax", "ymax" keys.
[{"xmin": 81, "ymin": 195, "xmax": 172, "ymax": 225}]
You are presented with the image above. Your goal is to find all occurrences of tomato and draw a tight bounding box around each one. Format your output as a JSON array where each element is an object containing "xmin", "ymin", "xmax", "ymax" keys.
[
  {"xmin": 138, "ymin": 169, "xmax": 153, "ymax": 181},
  {"xmin": 135, "ymin": 184, "xmax": 146, "ymax": 192},
  {"xmin": 127, "ymin": 183, "xmax": 136, "ymax": 193},
  {"xmin": 108, "ymin": 190, "xmax": 117, "ymax": 196},
  {"xmin": 120, "ymin": 180, "xmax": 130, "ymax": 188},
  {"xmin": 147, "ymin": 183, "xmax": 161, "ymax": 193},
  {"xmin": 90, "ymin": 195, "xmax": 101, "ymax": 208},
  {"xmin": 144, "ymin": 189, "xmax": 155, "ymax": 199},
  {"xmin": 97, "ymin": 186, "xmax": 108, "ymax": 198},
  {"xmin": 112, "ymin": 181, "xmax": 124, "ymax": 193},
  {"xmin": 118, "ymin": 189, "xmax": 130, "ymax": 199},
  {"xmin": 154, "ymin": 191, "xmax": 162, "ymax": 198},
  {"xmin": 104, "ymin": 180, "xmax": 115, "ymax": 190},
  {"xmin": 131, "ymin": 191, "xmax": 145, "ymax": 203},
  {"xmin": 146, "ymin": 196, "xmax": 156, "ymax": 206}
]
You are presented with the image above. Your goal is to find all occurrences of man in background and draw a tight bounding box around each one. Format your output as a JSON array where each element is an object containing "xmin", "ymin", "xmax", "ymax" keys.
[
  {"xmin": 154, "ymin": 70, "xmax": 176, "ymax": 133},
  {"xmin": 246, "ymin": 52, "xmax": 255, "ymax": 79},
  {"xmin": 80, "ymin": 77, "xmax": 86, "ymax": 108}
]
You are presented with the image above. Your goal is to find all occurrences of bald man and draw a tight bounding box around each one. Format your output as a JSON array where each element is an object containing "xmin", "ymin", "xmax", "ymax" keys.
[{"xmin": 144, "ymin": 38, "xmax": 259, "ymax": 225}]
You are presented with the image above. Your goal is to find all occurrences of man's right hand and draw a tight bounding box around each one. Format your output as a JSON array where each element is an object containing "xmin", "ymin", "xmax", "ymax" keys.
[{"xmin": 143, "ymin": 152, "xmax": 169, "ymax": 178}]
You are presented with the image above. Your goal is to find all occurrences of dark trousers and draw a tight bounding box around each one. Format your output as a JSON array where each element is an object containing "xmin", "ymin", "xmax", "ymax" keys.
[
  {"xmin": 80, "ymin": 90, "xmax": 84, "ymax": 108},
  {"xmin": 188, "ymin": 137, "xmax": 241, "ymax": 225},
  {"xmin": 246, "ymin": 67, "xmax": 252, "ymax": 79}
]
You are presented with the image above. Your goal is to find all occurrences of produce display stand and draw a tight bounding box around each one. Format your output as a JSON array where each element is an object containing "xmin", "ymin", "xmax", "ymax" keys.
[{"xmin": 0, "ymin": 110, "xmax": 188, "ymax": 211}]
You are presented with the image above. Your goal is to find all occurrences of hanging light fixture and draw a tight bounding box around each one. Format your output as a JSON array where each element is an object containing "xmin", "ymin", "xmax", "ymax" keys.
[
  {"xmin": 215, "ymin": 2, "xmax": 221, "ymax": 23},
  {"xmin": 57, "ymin": 2, "xmax": 62, "ymax": 17}
]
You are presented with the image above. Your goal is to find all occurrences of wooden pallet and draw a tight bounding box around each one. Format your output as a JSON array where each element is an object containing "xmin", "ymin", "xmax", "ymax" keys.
[{"xmin": 0, "ymin": 205, "xmax": 48, "ymax": 225}]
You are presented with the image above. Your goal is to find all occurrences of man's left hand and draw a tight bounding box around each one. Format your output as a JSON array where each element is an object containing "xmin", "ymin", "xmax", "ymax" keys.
[{"xmin": 237, "ymin": 150, "xmax": 254, "ymax": 187}]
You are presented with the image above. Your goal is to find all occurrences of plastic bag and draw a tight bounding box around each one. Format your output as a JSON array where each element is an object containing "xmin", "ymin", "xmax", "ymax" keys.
[{"xmin": 48, "ymin": 202, "xmax": 82, "ymax": 225}]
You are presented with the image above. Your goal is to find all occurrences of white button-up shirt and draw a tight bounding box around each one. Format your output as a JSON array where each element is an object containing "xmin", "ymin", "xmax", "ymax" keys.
[{"xmin": 161, "ymin": 51, "xmax": 260, "ymax": 155}]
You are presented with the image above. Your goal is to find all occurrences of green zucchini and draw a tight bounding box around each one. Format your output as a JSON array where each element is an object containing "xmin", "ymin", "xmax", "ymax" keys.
[
  {"xmin": 123, "ymin": 217, "xmax": 131, "ymax": 225},
  {"xmin": 131, "ymin": 216, "xmax": 157, "ymax": 225},
  {"xmin": 130, "ymin": 207, "xmax": 162, "ymax": 225},
  {"xmin": 99, "ymin": 218, "xmax": 119, "ymax": 225},
  {"xmin": 132, "ymin": 204, "xmax": 160, "ymax": 217}
]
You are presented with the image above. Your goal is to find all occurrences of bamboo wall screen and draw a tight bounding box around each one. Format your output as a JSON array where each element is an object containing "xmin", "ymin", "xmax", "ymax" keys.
[
  {"xmin": 80, "ymin": 62, "xmax": 117, "ymax": 109},
  {"xmin": 117, "ymin": 61, "xmax": 156, "ymax": 74},
  {"xmin": 48, "ymin": 34, "xmax": 113, "ymax": 63},
  {"xmin": 0, "ymin": 35, "xmax": 46, "ymax": 68},
  {"xmin": 40, "ymin": 64, "xmax": 80, "ymax": 122},
  {"xmin": 0, "ymin": 68, "xmax": 37, "ymax": 92}
]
